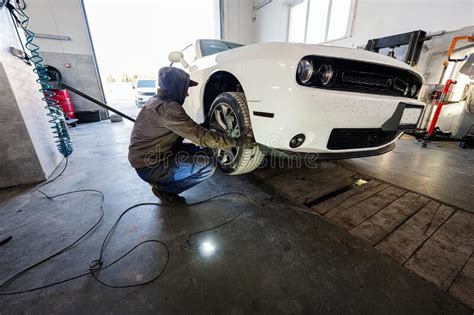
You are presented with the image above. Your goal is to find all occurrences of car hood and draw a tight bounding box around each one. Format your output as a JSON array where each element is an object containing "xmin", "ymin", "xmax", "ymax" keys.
[{"xmin": 216, "ymin": 42, "xmax": 422, "ymax": 79}]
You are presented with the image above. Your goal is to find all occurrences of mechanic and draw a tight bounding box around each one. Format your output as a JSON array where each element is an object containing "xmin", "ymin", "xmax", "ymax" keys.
[{"xmin": 129, "ymin": 67, "xmax": 253, "ymax": 205}]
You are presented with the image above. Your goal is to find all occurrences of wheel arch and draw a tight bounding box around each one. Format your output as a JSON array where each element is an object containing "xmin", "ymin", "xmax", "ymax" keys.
[{"xmin": 202, "ymin": 70, "xmax": 246, "ymax": 117}]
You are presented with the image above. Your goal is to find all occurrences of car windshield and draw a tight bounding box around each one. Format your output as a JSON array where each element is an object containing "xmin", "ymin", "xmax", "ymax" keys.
[
  {"xmin": 200, "ymin": 40, "xmax": 244, "ymax": 57},
  {"xmin": 136, "ymin": 80, "xmax": 156, "ymax": 88}
]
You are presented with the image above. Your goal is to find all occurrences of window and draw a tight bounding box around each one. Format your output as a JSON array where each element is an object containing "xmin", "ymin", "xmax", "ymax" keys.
[
  {"xmin": 288, "ymin": 0, "xmax": 308, "ymax": 43},
  {"xmin": 199, "ymin": 40, "xmax": 244, "ymax": 57},
  {"xmin": 288, "ymin": 0, "xmax": 355, "ymax": 44},
  {"xmin": 182, "ymin": 44, "xmax": 196, "ymax": 63},
  {"xmin": 327, "ymin": 0, "xmax": 353, "ymax": 41},
  {"xmin": 82, "ymin": 0, "xmax": 220, "ymax": 82},
  {"xmin": 306, "ymin": 0, "xmax": 330, "ymax": 43}
]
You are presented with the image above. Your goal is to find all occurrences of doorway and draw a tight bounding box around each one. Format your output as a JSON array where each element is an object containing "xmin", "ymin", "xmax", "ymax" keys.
[{"xmin": 82, "ymin": 0, "xmax": 221, "ymax": 117}]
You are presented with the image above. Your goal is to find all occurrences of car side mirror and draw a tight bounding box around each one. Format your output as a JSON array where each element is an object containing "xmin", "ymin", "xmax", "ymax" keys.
[{"xmin": 168, "ymin": 51, "xmax": 189, "ymax": 68}]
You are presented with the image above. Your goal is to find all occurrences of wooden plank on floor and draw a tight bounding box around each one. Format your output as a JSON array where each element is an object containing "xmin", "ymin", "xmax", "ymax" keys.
[
  {"xmin": 295, "ymin": 177, "xmax": 355, "ymax": 205},
  {"xmin": 349, "ymin": 192, "xmax": 430, "ymax": 245},
  {"xmin": 404, "ymin": 210, "xmax": 474, "ymax": 291},
  {"xmin": 264, "ymin": 164, "xmax": 354, "ymax": 202},
  {"xmin": 311, "ymin": 179, "xmax": 383, "ymax": 215},
  {"xmin": 324, "ymin": 182, "xmax": 390, "ymax": 219},
  {"xmin": 327, "ymin": 186, "xmax": 407, "ymax": 230},
  {"xmin": 448, "ymin": 255, "xmax": 474, "ymax": 309},
  {"xmin": 375, "ymin": 202, "xmax": 456, "ymax": 264}
]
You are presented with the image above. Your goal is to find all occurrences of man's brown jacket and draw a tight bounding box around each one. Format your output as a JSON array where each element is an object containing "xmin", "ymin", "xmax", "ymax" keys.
[{"xmin": 128, "ymin": 90, "xmax": 237, "ymax": 168}]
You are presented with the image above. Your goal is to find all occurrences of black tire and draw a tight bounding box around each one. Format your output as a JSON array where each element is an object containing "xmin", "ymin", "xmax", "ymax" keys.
[{"xmin": 208, "ymin": 92, "xmax": 265, "ymax": 175}]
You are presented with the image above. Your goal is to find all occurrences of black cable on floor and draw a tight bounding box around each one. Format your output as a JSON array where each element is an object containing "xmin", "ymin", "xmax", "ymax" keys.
[{"xmin": 0, "ymin": 158, "xmax": 250, "ymax": 295}]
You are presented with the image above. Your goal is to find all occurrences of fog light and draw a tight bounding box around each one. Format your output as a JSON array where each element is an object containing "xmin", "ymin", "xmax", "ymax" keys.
[{"xmin": 289, "ymin": 134, "xmax": 305, "ymax": 148}]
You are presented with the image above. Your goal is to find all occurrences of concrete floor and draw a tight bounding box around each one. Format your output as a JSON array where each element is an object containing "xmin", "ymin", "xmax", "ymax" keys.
[{"xmin": 0, "ymin": 121, "xmax": 471, "ymax": 313}]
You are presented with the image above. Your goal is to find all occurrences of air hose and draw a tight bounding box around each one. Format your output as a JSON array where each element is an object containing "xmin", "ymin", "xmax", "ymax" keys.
[{"xmin": 7, "ymin": 2, "xmax": 73, "ymax": 157}]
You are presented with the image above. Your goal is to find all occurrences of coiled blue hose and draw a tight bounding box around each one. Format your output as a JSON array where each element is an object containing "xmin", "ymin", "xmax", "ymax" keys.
[{"xmin": 14, "ymin": 6, "xmax": 73, "ymax": 157}]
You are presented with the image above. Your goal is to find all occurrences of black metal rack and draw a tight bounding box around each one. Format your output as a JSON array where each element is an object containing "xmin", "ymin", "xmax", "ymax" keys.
[{"xmin": 365, "ymin": 30, "xmax": 427, "ymax": 66}]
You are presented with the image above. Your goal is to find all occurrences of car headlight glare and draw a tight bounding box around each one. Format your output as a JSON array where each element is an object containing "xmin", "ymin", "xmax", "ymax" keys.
[
  {"xmin": 297, "ymin": 59, "xmax": 315, "ymax": 84},
  {"xmin": 318, "ymin": 64, "xmax": 336, "ymax": 86}
]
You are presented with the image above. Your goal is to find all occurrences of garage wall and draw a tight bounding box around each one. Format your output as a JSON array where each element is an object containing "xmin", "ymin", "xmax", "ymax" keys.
[
  {"xmin": 221, "ymin": 0, "xmax": 289, "ymax": 44},
  {"xmin": 254, "ymin": 0, "xmax": 289, "ymax": 42},
  {"xmin": 23, "ymin": 0, "xmax": 106, "ymax": 115},
  {"xmin": 0, "ymin": 6, "xmax": 62, "ymax": 188},
  {"xmin": 329, "ymin": 0, "xmax": 474, "ymax": 48},
  {"xmin": 221, "ymin": 0, "xmax": 256, "ymax": 44},
  {"xmin": 253, "ymin": 0, "xmax": 474, "ymax": 46}
]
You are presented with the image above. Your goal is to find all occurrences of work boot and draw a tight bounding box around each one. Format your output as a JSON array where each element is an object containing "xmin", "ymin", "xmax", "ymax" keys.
[{"xmin": 152, "ymin": 185, "xmax": 186, "ymax": 206}]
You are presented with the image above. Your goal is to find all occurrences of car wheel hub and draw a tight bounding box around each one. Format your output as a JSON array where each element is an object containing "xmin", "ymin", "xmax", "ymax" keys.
[{"xmin": 210, "ymin": 103, "xmax": 241, "ymax": 166}]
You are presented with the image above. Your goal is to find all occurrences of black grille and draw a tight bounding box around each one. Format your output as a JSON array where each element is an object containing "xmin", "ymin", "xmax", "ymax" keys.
[
  {"xmin": 327, "ymin": 129, "xmax": 399, "ymax": 150},
  {"xmin": 297, "ymin": 56, "xmax": 422, "ymax": 98},
  {"xmin": 341, "ymin": 71, "xmax": 392, "ymax": 87},
  {"xmin": 142, "ymin": 92, "xmax": 156, "ymax": 96}
]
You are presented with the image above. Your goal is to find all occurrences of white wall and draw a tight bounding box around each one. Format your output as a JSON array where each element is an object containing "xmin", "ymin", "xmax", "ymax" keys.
[
  {"xmin": 23, "ymin": 0, "xmax": 106, "ymax": 113},
  {"xmin": 222, "ymin": 0, "xmax": 290, "ymax": 43},
  {"xmin": 255, "ymin": 0, "xmax": 289, "ymax": 42},
  {"xmin": 24, "ymin": 0, "xmax": 93, "ymax": 55},
  {"xmin": 330, "ymin": 0, "xmax": 474, "ymax": 48},
  {"xmin": 222, "ymin": 0, "xmax": 256, "ymax": 44},
  {"xmin": 252, "ymin": 0, "xmax": 474, "ymax": 47},
  {"xmin": 0, "ymin": 6, "xmax": 62, "ymax": 187}
]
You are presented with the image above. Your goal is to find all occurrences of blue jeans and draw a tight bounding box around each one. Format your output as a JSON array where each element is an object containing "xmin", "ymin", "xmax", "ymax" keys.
[{"xmin": 135, "ymin": 143, "xmax": 216, "ymax": 194}]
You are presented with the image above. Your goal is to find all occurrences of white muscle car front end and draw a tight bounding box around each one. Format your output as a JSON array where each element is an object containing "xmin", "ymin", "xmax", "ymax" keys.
[{"xmin": 171, "ymin": 40, "xmax": 425, "ymax": 174}]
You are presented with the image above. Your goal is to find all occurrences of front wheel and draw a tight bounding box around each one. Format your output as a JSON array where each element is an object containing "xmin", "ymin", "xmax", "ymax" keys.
[{"xmin": 208, "ymin": 92, "xmax": 265, "ymax": 175}]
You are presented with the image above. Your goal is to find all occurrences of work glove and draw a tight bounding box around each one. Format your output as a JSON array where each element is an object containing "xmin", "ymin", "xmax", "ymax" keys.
[{"xmin": 235, "ymin": 131, "xmax": 256, "ymax": 149}]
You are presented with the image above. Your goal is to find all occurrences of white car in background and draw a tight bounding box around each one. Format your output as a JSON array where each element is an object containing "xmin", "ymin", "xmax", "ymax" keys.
[
  {"xmin": 133, "ymin": 79, "xmax": 157, "ymax": 107},
  {"xmin": 169, "ymin": 39, "xmax": 425, "ymax": 175}
]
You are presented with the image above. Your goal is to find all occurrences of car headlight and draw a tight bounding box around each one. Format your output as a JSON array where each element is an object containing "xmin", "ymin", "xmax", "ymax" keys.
[
  {"xmin": 297, "ymin": 59, "xmax": 315, "ymax": 84},
  {"xmin": 317, "ymin": 64, "xmax": 336, "ymax": 86}
]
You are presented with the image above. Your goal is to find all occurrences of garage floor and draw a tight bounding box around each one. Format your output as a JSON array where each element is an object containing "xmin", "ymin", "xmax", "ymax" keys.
[
  {"xmin": 253, "ymin": 136, "xmax": 474, "ymax": 309},
  {"xmin": 0, "ymin": 121, "xmax": 472, "ymax": 313}
]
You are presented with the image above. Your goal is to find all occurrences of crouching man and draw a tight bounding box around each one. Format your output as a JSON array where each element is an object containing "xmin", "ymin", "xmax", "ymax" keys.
[{"xmin": 128, "ymin": 67, "xmax": 253, "ymax": 205}]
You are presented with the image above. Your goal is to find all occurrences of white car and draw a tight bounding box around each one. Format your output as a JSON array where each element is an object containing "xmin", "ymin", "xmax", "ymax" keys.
[
  {"xmin": 133, "ymin": 79, "xmax": 157, "ymax": 107},
  {"xmin": 169, "ymin": 39, "xmax": 425, "ymax": 175}
]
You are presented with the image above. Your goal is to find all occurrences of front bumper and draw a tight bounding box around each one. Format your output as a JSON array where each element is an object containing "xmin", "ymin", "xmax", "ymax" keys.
[
  {"xmin": 261, "ymin": 142, "xmax": 397, "ymax": 160},
  {"xmin": 248, "ymin": 86, "xmax": 424, "ymax": 154},
  {"xmin": 135, "ymin": 94, "xmax": 154, "ymax": 104}
]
